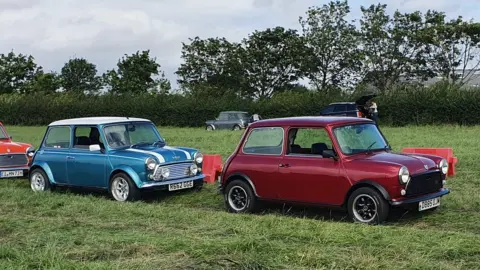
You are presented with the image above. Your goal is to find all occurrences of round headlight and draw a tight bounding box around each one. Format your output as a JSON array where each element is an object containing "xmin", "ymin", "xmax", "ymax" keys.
[
  {"xmin": 145, "ymin": 157, "xmax": 157, "ymax": 170},
  {"xmin": 160, "ymin": 167, "xmax": 170, "ymax": 178},
  {"xmin": 26, "ymin": 146, "xmax": 35, "ymax": 157},
  {"xmin": 438, "ymin": 159, "xmax": 448, "ymax": 175},
  {"xmin": 194, "ymin": 152, "xmax": 203, "ymax": 164},
  {"xmin": 398, "ymin": 166, "xmax": 410, "ymax": 184},
  {"xmin": 189, "ymin": 164, "xmax": 198, "ymax": 175}
]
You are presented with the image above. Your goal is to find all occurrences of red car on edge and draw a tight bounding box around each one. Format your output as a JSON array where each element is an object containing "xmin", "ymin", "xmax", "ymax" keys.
[
  {"xmin": 218, "ymin": 116, "xmax": 450, "ymax": 224},
  {"xmin": 0, "ymin": 122, "xmax": 35, "ymax": 179}
]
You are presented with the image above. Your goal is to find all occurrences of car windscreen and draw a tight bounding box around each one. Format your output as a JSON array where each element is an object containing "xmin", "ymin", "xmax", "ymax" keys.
[
  {"xmin": 103, "ymin": 122, "xmax": 163, "ymax": 148},
  {"xmin": 333, "ymin": 123, "xmax": 388, "ymax": 155},
  {"xmin": 0, "ymin": 127, "xmax": 7, "ymax": 139}
]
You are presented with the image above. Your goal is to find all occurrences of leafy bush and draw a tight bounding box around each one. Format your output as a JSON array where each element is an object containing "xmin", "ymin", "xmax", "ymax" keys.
[{"xmin": 0, "ymin": 85, "xmax": 478, "ymax": 126}]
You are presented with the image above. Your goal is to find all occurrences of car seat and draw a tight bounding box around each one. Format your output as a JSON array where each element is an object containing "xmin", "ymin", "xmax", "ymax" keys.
[{"xmin": 311, "ymin": 143, "xmax": 328, "ymax": 155}]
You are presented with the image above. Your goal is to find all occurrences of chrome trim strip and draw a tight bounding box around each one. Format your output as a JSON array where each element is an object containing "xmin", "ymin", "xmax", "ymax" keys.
[{"xmin": 0, "ymin": 166, "xmax": 29, "ymax": 171}]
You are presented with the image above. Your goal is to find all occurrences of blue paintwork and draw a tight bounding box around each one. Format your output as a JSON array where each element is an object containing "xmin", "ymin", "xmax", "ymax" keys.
[{"xmin": 31, "ymin": 120, "xmax": 204, "ymax": 191}]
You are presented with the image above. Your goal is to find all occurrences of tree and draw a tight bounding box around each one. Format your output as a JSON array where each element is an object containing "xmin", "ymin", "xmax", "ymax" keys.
[
  {"xmin": 103, "ymin": 50, "xmax": 171, "ymax": 94},
  {"xmin": 0, "ymin": 51, "xmax": 42, "ymax": 94},
  {"xmin": 23, "ymin": 71, "xmax": 60, "ymax": 93},
  {"xmin": 299, "ymin": 1, "xmax": 361, "ymax": 91},
  {"xmin": 238, "ymin": 27, "xmax": 308, "ymax": 99},
  {"xmin": 175, "ymin": 37, "xmax": 242, "ymax": 97},
  {"xmin": 358, "ymin": 4, "xmax": 436, "ymax": 91},
  {"xmin": 422, "ymin": 13, "xmax": 480, "ymax": 85},
  {"xmin": 60, "ymin": 58, "xmax": 102, "ymax": 94}
]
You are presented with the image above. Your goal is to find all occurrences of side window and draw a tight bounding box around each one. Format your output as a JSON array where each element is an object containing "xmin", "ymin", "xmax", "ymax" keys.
[
  {"xmin": 287, "ymin": 128, "xmax": 333, "ymax": 156},
  {"xmin": 44, "ymin": 126, "xmax": 71, "ymax": 148},
  {"xmin": 229, "ymin": 113, "xmax": 240, "ymax": 120},
  {"xmin": 347, "ymin": 104, "xmax": 357, "ymax": 111},
  {"xmin": 73, "ymin": 126, "xmax": 103, "ymax": 149},
  {"xmin": 242, "ymin": 127, "xmax": 283, "ymax": 155},
  {"xmin": 333, "ymin": 105, "xmax": 347, "ymax": 112},
  {"xmin": 320, "ymin": 105, "xmax": 334, "ymax": 114},
  {"xmin": 219, "ymin": 113, "xmax": 228, "ymax": 120}
]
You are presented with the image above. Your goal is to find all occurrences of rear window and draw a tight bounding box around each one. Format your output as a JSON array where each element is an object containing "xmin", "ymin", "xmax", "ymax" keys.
[
  {"xmin": 242, "ymin": 127, "xmax": 284, "ymax": 155},
  {"xmin": 320, "ymin": 105, "xmax": 334, "ymax": 114},
  {"xmin": 333, "ymin": 104, "xmax": 347, "ymax": 112}
]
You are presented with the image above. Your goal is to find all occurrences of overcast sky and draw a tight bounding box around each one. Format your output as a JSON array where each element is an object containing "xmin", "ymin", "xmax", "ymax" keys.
[{"xmin": 0, "ymin": 0, "xmax": 478, "ymax": 88}]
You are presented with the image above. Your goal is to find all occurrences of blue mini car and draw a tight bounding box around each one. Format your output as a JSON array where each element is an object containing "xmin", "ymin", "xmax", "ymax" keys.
[{"xmin": 29, "ymin": 117, "xmax": 205, "ymax": 201}]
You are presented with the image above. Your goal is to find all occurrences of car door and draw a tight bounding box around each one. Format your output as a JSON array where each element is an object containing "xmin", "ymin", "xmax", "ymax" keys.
[
  {"xmin": 66, "ymin": 126, "xmax": 107, "ymax": 188},
  {"xmin": 237, "ymin": 126, "xmax": 284, "ymax": 199},
  {"xmin": 36, "ymin": 125, "xmax": 72, "ymax": 184},
  {"xmin": 277, "ymin": 127, "xmax": 350, "ymax": 205},
  {"xmin": 215, "ymin": 112, "xmax": 229, "ymax": 129}
]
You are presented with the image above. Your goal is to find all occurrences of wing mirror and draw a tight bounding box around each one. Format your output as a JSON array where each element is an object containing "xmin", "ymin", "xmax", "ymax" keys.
[
  {"xmin": 322, "ymin": 149, "xmax": 338, "ymax": 161},
  {"xmin": 89, "ymin": 144, "xmax": 101, "ymax": 152}
]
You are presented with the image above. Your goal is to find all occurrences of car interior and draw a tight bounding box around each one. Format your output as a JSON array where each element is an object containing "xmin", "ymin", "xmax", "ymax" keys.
[
  {"xmin": 287, "ymin": 128, "xmax": 334, "ymax": 157},
  {"xmin": 73, "ymin": 127, "xmax": 105, "ymax": 149}
]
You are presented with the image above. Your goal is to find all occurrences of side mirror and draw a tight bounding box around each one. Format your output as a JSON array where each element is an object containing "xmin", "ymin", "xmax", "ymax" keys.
[
  {"xmin": 322, "ymin": 150, "xmax": 338, "ymax": 161},
  {"xmin": 89, "ymin": 144, "xmax": 101, "ymax": 152},
  {"xmin": 9, "ymin": 136, "xmax": 12, "ymax": 139}
]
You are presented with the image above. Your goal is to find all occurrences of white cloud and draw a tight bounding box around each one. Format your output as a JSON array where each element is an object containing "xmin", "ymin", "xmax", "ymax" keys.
[{"xmin": 0, "ymin": 0, "xmax": 477, "ymax": 88}]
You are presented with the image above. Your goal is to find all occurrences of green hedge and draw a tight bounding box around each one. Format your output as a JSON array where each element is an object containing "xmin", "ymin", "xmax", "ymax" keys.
[{"xmin": 0, "ymin": 85, "xmax": 478, "ymax": 126}]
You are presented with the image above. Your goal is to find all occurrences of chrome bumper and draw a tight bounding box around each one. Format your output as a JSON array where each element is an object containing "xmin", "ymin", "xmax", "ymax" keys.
[
  {"xmin": 0, "ymin": 166, "xmax": 29, "ymax": 171},
  {"xmin": 140, "ymin": 174, "xmax": 204, "ymax": 188}
]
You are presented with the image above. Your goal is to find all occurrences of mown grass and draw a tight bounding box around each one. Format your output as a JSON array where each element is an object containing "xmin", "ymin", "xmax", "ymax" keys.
[{"xmin": 0, "ymin": 125, "xmax": 479, "ymax": 269}]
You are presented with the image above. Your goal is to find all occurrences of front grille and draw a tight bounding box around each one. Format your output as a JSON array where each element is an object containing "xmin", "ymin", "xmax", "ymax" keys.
[
  {"xmin": 405, "ymin": 170, "xmax": 443, "ymax": 197},
  {"xmin": 153, "ymin": 162, "xmax": 194, "ymax": 181},
  {"xmin": 0, "ymin": 154, "xmax": 28, "ymax": 167}
]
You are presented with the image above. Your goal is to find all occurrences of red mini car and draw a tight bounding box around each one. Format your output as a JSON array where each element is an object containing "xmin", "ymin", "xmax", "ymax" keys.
[
  {"xmin": 218, "ymin": 117, "xmax": 450, "ymax": 224},
  {"xmin": 0, "ymin": 122, "xmax": 35, "ymax": 179}
]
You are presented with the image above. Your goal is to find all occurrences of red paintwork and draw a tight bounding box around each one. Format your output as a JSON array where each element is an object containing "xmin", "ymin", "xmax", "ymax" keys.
[
  {"xmin": 0, "ymin": 122, "xmax": 33, "ymax": 167},
  {"xmin": 221, "ymin": 116, "xmax": 446, "ymax": 207}
]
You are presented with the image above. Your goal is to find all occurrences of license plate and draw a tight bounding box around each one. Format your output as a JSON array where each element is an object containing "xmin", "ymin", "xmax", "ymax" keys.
[
  {"xmin": 168, "ymin": 181, "xmax": 193, "ymax": 191},
  {"xmin": 1, "ymin": 170, "xmax": 23, "ymax": 178},
  {"xmin": 418, "ymin": 197, "xmax": 440, "ymax": 211}
]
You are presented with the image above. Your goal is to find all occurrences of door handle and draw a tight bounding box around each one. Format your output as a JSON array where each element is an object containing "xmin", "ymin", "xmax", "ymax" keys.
[
  {"xmin": 66, "ymin": 156, "xmax": 75, "ymax": 160},
  {"xmin": 279, "ymin": 163, "xmax": 290, "ymax": 168}
]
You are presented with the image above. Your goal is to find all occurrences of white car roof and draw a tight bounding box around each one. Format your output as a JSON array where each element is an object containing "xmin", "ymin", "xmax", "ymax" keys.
[{"xmin": 48, "ymin": 117, "xmax": 151, "ymax": 126}]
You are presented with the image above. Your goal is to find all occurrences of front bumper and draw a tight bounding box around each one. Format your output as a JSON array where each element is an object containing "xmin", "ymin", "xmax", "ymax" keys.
[
  {"xmin": 0, "ymin": 166, "xmax": 29, "ymax": 179},
  {"xmin": 390, "ymin": 188, "xmax": 450, "ymax": 206},
  {"xmin": 140, "ymin": 174, "xmax": 204, "ymax": 189}
]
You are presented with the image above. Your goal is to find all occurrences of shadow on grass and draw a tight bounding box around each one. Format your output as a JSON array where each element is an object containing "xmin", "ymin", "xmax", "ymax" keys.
[{"xmin": 22, "ymin": 179, "xmax": 437, "ymax": 226}]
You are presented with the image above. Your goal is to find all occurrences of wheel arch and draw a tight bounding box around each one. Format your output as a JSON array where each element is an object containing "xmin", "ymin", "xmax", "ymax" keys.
[
  {"xmin": 205, "ymin": 123, "xmax": 216, "ymax": 130},
  {"xmin": 29, "ymin": 162, "xmax": 55, "ymax": 184},
  {"xmin": 343, "ymin": 180, "xmax": 391, "ymax": 206},
  {"xmin": 108, "ymin": 165, "xmax": 143, "ymax": 190},
  {"xmin": 224, "ymin": 173, "xmax": 258, "ymax": 197}
]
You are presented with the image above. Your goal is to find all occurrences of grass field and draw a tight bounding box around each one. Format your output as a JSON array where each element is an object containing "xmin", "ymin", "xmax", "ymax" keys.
[{"xmin": 1, "ymin": 125, "xmax": 479, "ymax": 269}]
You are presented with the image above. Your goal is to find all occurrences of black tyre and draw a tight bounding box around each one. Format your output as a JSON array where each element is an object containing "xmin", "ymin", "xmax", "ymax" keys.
[
  {"xmin": 193, "ymin": 181, "xmax": 204, "ymax": 192},
  {"xmin": 29, "ymin": 168, "xmax": 52, "ymax": 192},
  {"xmin": 206, "ymin": 125, "xmax": 214, "ymax": 131},
  {"xmin": 109, "ymin": 172, "xmax": 140, "ymax": 202},
  {"xmin": 232, "ymin": 125, "xmax": 241, "ymax": 131},
  {"xmin": 224, "ymin": 179, "xmax": 256, "ymax": 213},
  {"xmin": 347, "ymin": 187, "xmax": 389, "ymax": 225}
]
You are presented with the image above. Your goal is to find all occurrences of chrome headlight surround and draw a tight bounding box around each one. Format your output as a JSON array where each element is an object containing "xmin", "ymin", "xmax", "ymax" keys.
[
  {"xmin": 398, "ymin": 166, "xmax": 410, "ymax": 184},
  {"xmin": 26, "ymin": 146, "xmax": 35, "ymax": 157},
  {"xmin": 194, "ymin": 152, "xmax": 203, "ymax": 164},
  {"xmin": 189, "ymin": 163, "xmax": 198, "ymax": 175},
  {"xmin": 438, "ymin": 158, "xmax": 448, "ymax": 175},
  {"xmin": 145, "ymin": 157, "xmax": 157, "ymax": 171}
]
